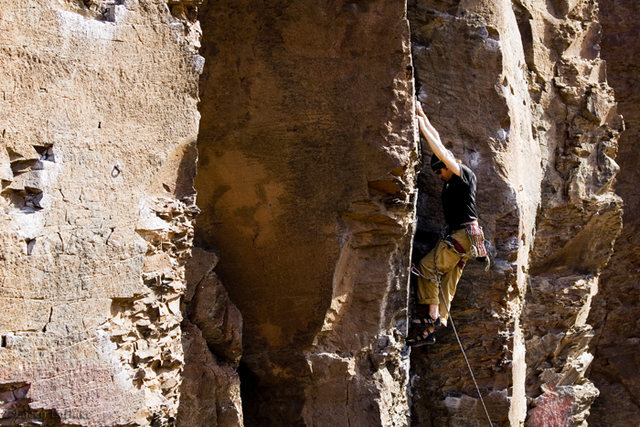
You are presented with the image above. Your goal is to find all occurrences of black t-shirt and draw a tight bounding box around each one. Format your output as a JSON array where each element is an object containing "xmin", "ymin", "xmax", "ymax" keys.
[{"xmin": 442, "ymin": 164, "xmax": 478, "ymax": 229}]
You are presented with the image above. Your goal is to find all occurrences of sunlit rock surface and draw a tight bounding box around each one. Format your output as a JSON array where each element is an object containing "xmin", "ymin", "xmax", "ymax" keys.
[
  {"xmin": 0, "ymin": 0, "xmax": 201, "ymax": 424},
  {"xmin": 0, "ymin": 0, "xmax": 637, "ymax": 426}
]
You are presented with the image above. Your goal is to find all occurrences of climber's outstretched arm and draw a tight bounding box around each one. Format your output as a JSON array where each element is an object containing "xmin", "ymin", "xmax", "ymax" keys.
[{"xmin": 415, "ymin": 101, "xmax": 461, "ymax": 176}]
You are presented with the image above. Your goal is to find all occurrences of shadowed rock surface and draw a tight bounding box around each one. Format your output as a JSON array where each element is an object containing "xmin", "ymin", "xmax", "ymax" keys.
[
  {"xmin": 588, "ymin": 0, "xmax": 640, "ymax": 425},
  {"xmin": 178, "ymin": 248, "xmax": 243, "ymax": 427},
  {"xmin": 193, "ymin": 1, "xmax": 417, "ymax": 424}
]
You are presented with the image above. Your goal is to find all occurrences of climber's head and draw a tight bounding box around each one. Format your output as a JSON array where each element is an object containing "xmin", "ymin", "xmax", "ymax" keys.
[
  {"xmin": 431, "ymin": 154, "xmax": 453, "ymax": 181},
  {"xmin": 430, "ymin": 154, "xmax": 445, "ymax": 172}
]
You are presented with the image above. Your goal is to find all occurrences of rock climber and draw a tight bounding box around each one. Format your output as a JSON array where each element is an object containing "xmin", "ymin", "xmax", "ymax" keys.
[{"xmin": 408, "ymin": 100, "xmax": 487, "ymax": 346}]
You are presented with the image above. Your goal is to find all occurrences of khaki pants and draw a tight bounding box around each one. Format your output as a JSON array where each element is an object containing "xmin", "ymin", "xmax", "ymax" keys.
[{"xmin": 417, "ymin": 227, "xmax": 471, "ymax": 326}]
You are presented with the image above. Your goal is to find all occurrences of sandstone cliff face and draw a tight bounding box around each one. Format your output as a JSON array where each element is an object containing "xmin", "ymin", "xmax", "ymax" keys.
[
  {"xmin": 409, "ymin": 0, "xmax": 622, "ymax": 425},
  {"xmin": 0, "ymin": 0, "xmax": 203, "ymax": 424},
  {"xmin": 0, "ymin": 0, "xmax": 635, "ymax": 426},
  {"xmin": 193, "ymin": 1, "xmax": 417, "ymax": 424}
]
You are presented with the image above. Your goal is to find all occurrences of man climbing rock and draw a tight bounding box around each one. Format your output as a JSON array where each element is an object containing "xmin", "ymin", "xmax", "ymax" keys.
[{"xmin": 408, "ymin": 100, "xmax": 486, "ymax": 346}]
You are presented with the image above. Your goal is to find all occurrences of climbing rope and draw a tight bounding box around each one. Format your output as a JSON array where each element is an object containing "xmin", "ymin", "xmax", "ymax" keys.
[{"xmin": 411, "ymin": 239, "xmax": 494, "ymax": 427}]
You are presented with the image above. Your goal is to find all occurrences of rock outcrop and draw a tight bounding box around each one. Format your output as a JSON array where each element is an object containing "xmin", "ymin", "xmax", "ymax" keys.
[
  {"xmin": 0, "ymin": 0, "xmax": 636, "ymax": 426},
  {"xmin": 193, "ymin": 1, "xmax": 418, "ymax": 424},
  {"xmin": 0, "ymin": 0, "xmax": 202, "ymax": 424},
  {"xmin": 178, "ymin": 248, "xmax": 243, "ymax": 427},
  {"xmin": 409, "ymin": 0, "xmax": 621, "ymax": 425}
]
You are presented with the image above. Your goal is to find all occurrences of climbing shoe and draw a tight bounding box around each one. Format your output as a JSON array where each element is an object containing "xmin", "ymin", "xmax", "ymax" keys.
[
  {"xmin": 407, "ymin": 330, "xmax": 436, "ymax": 347},
  {"xmin": 411, "ymin": 315, "xmax": 441, "ymax": 328}
]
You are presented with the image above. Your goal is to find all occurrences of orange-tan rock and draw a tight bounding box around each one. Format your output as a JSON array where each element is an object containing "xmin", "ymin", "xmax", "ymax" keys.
[{"xmin": 1, "ymin": 0, "xmax": 637, "ymax": 425}]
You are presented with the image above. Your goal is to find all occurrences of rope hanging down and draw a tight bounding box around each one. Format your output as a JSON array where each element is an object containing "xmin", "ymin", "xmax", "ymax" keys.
[{"xmin": 410, "ymin": 241, "xmax": 494, "ymax": 427}]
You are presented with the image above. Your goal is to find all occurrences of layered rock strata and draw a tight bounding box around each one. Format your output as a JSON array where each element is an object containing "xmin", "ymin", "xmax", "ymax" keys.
[
  {"xmin": 193, "ymin": 1, "xmax": 418, "ymax": 425},
  {"xmin": 0, "ymin": 1, "xmax": 203, "ymax": 424},
  {"xmin": 408, "ymin": 0, "xmax": 621, "ymax": 425}
]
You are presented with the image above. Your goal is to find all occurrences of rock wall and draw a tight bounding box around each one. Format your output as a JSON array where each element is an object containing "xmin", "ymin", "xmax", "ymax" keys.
[
  {"xmin": 409, "ymin": 0, "xmax": 543, "ymax": 424},
  {"xmin": 177, "ymin": 248, "xmax": 243, "ymax": 427},
  {"xmin": 0, "ymin": 1, "xmax": 204, "ymax": 424},
  {"xmin": 193, "ymin": 1, "xmax": 418, "ymax": 425},
  {"xmin": 409, "ymin": 0, "xmax": 622, "ymax": 425},
  {"xmin": 588, "ymin": 0, "xmax": 640, "ymax": 425},
  {"xmin": 0, "ymin": 0, "xmax": 636, "ymax": 426},
  {"xmin": 517, "ymin": 0, "xmax": 622, "ymax": 425}
]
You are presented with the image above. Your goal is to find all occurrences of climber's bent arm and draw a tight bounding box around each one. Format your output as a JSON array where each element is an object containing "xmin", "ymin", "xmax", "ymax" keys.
[{"xmin": 416, "ymin": 101, "xmax": 461, "ymax": 176}]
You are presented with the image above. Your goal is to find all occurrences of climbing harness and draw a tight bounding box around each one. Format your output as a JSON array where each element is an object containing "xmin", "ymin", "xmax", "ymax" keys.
[
  {"xmin": 410, "ymin": 236, "xmax": 494, "ymax": 427},
  {"xmin": 442, "ymin": 235, "xmax": 467, "ymax": 268}
]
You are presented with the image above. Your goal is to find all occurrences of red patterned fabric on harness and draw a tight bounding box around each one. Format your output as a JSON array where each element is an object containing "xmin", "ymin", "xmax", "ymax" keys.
[{"xmin": 445, "ymin": 235, "xmax": 466, "ymax": 268}]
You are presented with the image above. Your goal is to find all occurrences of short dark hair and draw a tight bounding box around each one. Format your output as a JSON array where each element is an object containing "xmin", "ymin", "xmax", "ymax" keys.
[{"xmin": 430, "ymin": 154, "xmax": 445, "ymax": 172}]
